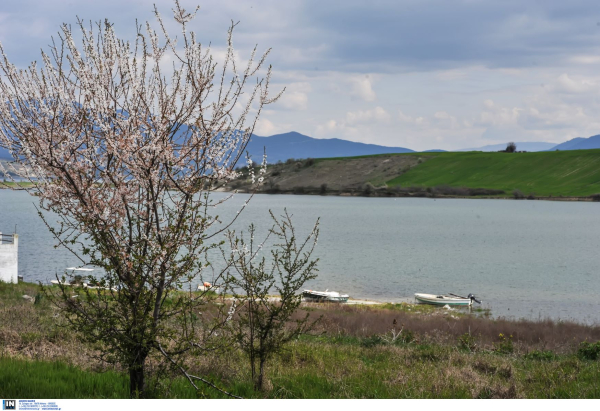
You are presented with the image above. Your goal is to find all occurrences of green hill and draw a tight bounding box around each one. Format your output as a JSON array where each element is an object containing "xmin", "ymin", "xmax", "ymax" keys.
[
  {"xmin": 386, "ymin": 150, "xmax": 600, "ymax": 197},
  {"xmin": 227, "ymin": 149, "xmax": 600, "ymax": 198}
]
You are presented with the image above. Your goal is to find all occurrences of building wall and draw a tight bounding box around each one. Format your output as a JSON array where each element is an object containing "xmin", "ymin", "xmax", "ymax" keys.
[{"xmin": 0, "ymin": 233, "xmax": 18, "ymax": 283}]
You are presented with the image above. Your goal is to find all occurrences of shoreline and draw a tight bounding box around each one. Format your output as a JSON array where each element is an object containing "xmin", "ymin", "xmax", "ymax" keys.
[
  {"xmin": 219, "ymin": 188, "xmax": 597, "ymax": 202},
  {"xmin": 2, "ymin": 182, "xmax": 596, "ymax": 202}
]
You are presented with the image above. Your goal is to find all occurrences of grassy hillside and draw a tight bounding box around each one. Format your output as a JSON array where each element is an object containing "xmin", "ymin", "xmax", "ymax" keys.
[
  {"xmin": 386, "ymin": 150, "xmax": 600, "ymax": 197},
  {"xmin": 228, "ymin": 149, "xmax": 600, "ymax": 198}
]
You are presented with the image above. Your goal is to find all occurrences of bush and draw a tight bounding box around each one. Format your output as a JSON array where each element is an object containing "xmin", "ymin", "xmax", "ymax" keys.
[
  {"xmin": 527, "ymin": 193, "xmax": 536, "ymax": 200},
  {"xmin": 361, "ymin": 335, "xmax": 384, "ymax": 348},
  {"xmin": 457, "ymin": 333, "xmax": 477, "ymax": 352},
  {"xmin": 362, "ymin": 182, "xmax": 375, "ymax": 196},
  {"xmin": 470, "ymin": 188, "xmax": 505, "ymax": 196},
  {"xmin": 493, "ymin": 333, "xmax": 514, "ymax": 354},
  {"xmin": 506, "ymin": 142, "xmax": 517, "ymax": 153},
  {"xmin": 577, "ymin": 341, "xmax": 600, "ymax": 360},
  {"xmin": 396, "ymin": 329, "xmax": 416, "ymax": 345},
  {"xmin": 524, "ymin": 350, "xmax": 556, "ymax": 361},
  {"xmin": 265, "ymin": 184, "xmax": 281, "ymax": 194},
  {"xmin": 512, "ymin": 189, "xmax": 525, "ymax": 199},
  {"xmin": 590, "ymin": 193, "xmax": 600, "ymax": 202},
  {"xmin": 320, "ymin": 183, "xmax": 328, "ymax": 195},
  {"xmin": 293, "ymin": 186, "xmax": 305, "ymax": 194}
]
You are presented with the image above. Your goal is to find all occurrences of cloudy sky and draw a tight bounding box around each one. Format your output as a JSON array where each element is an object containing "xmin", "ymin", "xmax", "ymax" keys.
[{"xmin": 2, "ymin": 0, "xmax": 600, "ymax": 150}]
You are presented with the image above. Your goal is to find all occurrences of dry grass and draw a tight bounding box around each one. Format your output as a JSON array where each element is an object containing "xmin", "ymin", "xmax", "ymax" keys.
[
  {"xmin": 2, "ymin": 282, "xmax": 600, "ymax": 398},
  {"xmin": 305, "ymin": 302, "xmax": 600, "ymax": 354}
]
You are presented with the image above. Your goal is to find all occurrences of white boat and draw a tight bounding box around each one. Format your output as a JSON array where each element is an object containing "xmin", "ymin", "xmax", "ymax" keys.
[
  {"xmin": 51, "ymin": 267, "xmax": 94, "ymax": 286},
  {"xmin": 302, "ymin": 289, "xmax": 349, "ymax": 303},
  {"xmin": 414, "ymin": 293, "xmax": 482, "ymax": 306},
  {"xmin": 197, "ymin": 282, "xmax": 220, "ymax": 293},
  {"xmin": 50, "ymin": 279, "xmax": 74, "ymax": 286}
]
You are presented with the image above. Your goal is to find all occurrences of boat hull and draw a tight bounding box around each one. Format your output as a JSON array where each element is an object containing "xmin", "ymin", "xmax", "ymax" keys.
[
  {"xmin": 302, "ymin": 290, "xmax": 349, "ymax": 303},
  {"xmin": 414, "ymin": 293, "xmax": 472, "ymax": 306}
]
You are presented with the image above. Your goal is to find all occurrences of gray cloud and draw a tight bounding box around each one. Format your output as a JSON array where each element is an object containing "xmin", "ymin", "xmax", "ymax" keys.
[{"xmin": 3, "ymin": 0, "xmax": 600, "ymax": 150}]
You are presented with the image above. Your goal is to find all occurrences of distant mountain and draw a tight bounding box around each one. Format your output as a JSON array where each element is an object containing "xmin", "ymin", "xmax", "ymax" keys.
[
  {"xmin": 458, "ymin": 142, "xmax": 557, "ymax": 152},
  {"xmin": 244, "ymin": 131, "xmax": 414, "ymax": 163},
  {"xmin": 548, "ymin": 135, "xmax": 600, "ymax": 151},
  {"xmin": 422, "ymin": 149, "xmax": 447, "ymax": 152}
]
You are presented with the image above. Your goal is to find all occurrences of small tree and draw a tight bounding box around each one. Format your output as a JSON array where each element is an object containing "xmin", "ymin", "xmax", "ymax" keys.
[
  {"xmin": 226, "ymin": 210, "xmax": 320, "ymax": 391},
  {"xmin": 320, "ymin": 183, "xmax": 328, "ymax": 195},
  {"xmin": 0, "ymin": 0, "xmax": 281, "ymax": 398},
  {"xmin": 506, "ymin": 142, "xmax": 517, "ymax": 153}
]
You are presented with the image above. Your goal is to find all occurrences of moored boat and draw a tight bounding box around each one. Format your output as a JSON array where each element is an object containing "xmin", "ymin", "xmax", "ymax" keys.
[
  {"xmin": 197, "ymin": 282, "xmax": 220, "ymax": 293},
  {"xmin": 414, "ymin": 293, "xmax": 482, "ymax": 306},
  {"xmin": 302, "ymin": 289, "xmax": 349, "ymax": 303}
]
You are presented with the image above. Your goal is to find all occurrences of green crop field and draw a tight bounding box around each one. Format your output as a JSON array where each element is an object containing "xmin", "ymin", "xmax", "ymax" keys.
[{"xmin": 384, "ymin": 150, "xmax": 600, "ymax": 197}]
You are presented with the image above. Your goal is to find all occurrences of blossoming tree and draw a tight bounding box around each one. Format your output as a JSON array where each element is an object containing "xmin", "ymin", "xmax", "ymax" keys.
[{"xmin": 0, "ymin": 1, "xmax": 280, "ymax": 397}]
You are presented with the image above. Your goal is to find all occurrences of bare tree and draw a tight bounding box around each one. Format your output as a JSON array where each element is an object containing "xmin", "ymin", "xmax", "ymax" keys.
[
  {"xmin": 0, "ymin": 0, "xmax": 281, "ymax": 398},
  {"xmin": 226, "ymin": 210, "xmax": 320, "ymax": 391}
]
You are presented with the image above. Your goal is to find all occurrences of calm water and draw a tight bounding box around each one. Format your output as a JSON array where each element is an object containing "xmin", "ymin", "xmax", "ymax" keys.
[{"xmin": 1, "ymin": 190, "xmax": 599, "ymax": 324}]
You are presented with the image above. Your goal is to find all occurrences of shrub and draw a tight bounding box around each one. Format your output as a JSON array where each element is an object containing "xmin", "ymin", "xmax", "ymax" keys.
[
  {"xmin": 397, "ymin": 329, "xmax": 415, "ymax": 344},
  {"xmin": 506, "ymin": 142, "xmax": 517, "ymax": 153},
  {"xmin": 527, "ymin": 193, "xmax": 536, "ymax": 200},
  {"xmin": 590, "ymin": 194, "xmax": 600, "ymax": 202},
  {"xmin": 320, "ymin": 183, "xmax": 328, "ymax": 195},
  {"xmin": 577, "ymin": 341, "xmax": 600, "ymax": 360},
  {"xmin": 293, "ymin": 186, "xmax": 305, "ymax": 194},
  {"xmin": 470, "ymin": 188, "xmax": 505, "ymax": 196},
  {"xmin": 512, "ymin": 189, "xmax": 525, "ymax": 199},
  {"xmin": 362, "ymin": 182, "xmax": 375, "ymax": 196},
  {"xmin": 265, "ymin": 184, "xmax": 281, "ymax": 194},
  {"xmin": 457, "ymin": 333, "xmax": 477, "ymax": 352},
  {"xmin": 360, "ymin": 335, "xmax": 384, "ymax": 348},
  {"xmin": 524, "ymin": 350, "xmax": 556, "ymax": 361},
  {"xmin": 304, "ymin": 158, "xmax": 315, "ymax": 167},
  {"xmin": 493, "ymin": 333, "xmax": 514, "ymax": 354}
]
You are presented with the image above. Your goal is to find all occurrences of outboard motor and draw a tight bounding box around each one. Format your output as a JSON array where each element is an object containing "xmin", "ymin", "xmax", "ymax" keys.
[{"xmin": 468, "ymin": 293, "xmax": 482, "ymax": 304}]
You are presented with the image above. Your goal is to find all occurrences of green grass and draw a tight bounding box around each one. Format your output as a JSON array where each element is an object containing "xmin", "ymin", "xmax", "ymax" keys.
[
  {"xmin": 2, "ymin": 282, "xmax": 600, "ymax": 398},
  {"xmin": 0, "ymin": 357, "xmax": 130, "ymax": 399},
  {"xmin": 383, "ymin": 150, "xmax": 600, "ymax": 197},
  {"xmin": 2, "ymin": 344, "xmax": 600, "ymax": 399}
]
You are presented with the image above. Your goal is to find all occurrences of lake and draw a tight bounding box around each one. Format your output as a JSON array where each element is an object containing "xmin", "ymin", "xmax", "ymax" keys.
[{"xmin": 1, "ymin": 189, "xmax": 599, "ymax": 324}]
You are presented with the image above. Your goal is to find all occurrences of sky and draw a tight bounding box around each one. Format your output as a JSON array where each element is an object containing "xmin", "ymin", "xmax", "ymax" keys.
[{"xmin": 2, "ymin": 0, "xmax": 600, "ymax": 150}]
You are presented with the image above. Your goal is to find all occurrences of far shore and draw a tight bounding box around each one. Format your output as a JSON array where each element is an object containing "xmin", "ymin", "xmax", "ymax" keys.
[
  {"xmin": 218, "ymin": 188, "xmax": 597, "ymax": 202},
  {"xmin": 2, "ymin": 181, "xmax": 596, "ymax": 202}
]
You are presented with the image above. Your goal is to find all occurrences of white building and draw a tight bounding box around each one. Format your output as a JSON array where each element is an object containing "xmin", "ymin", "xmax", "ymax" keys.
[{"xmin": 0, "ymin": 232, "xmax": 18, "ymax": 283}]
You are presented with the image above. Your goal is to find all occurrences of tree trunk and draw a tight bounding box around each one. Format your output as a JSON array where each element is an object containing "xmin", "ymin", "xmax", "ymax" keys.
[
  {"xmin": 255, "ymin": 358, "xmax": 266, "ymax": 391},
  {"xmin": 129, "ymin": 356, "xmax": 147, "ymax": 398}
]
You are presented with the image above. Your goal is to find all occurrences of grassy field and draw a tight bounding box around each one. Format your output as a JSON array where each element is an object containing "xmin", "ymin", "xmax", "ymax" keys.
[
  {"xmin": 385, "ymin": 150, "xmax": 600, "ymax": 197},
  {"xmin": 1, "ymin": 281, "xmax": 600, "ymax": 399}
]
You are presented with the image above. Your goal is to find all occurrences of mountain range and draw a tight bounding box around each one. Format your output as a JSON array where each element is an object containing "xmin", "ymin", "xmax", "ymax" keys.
[
  {"xmin": 243, "ymin": 132, "xmax": 413, "ymax": 163},
  {"xmin": 546, "ymin": 135, "xmax": 600, "ymax": 151},
  {"xmin": 2, "ymin": 132, "xmax": 600, "ymax": 162}
]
